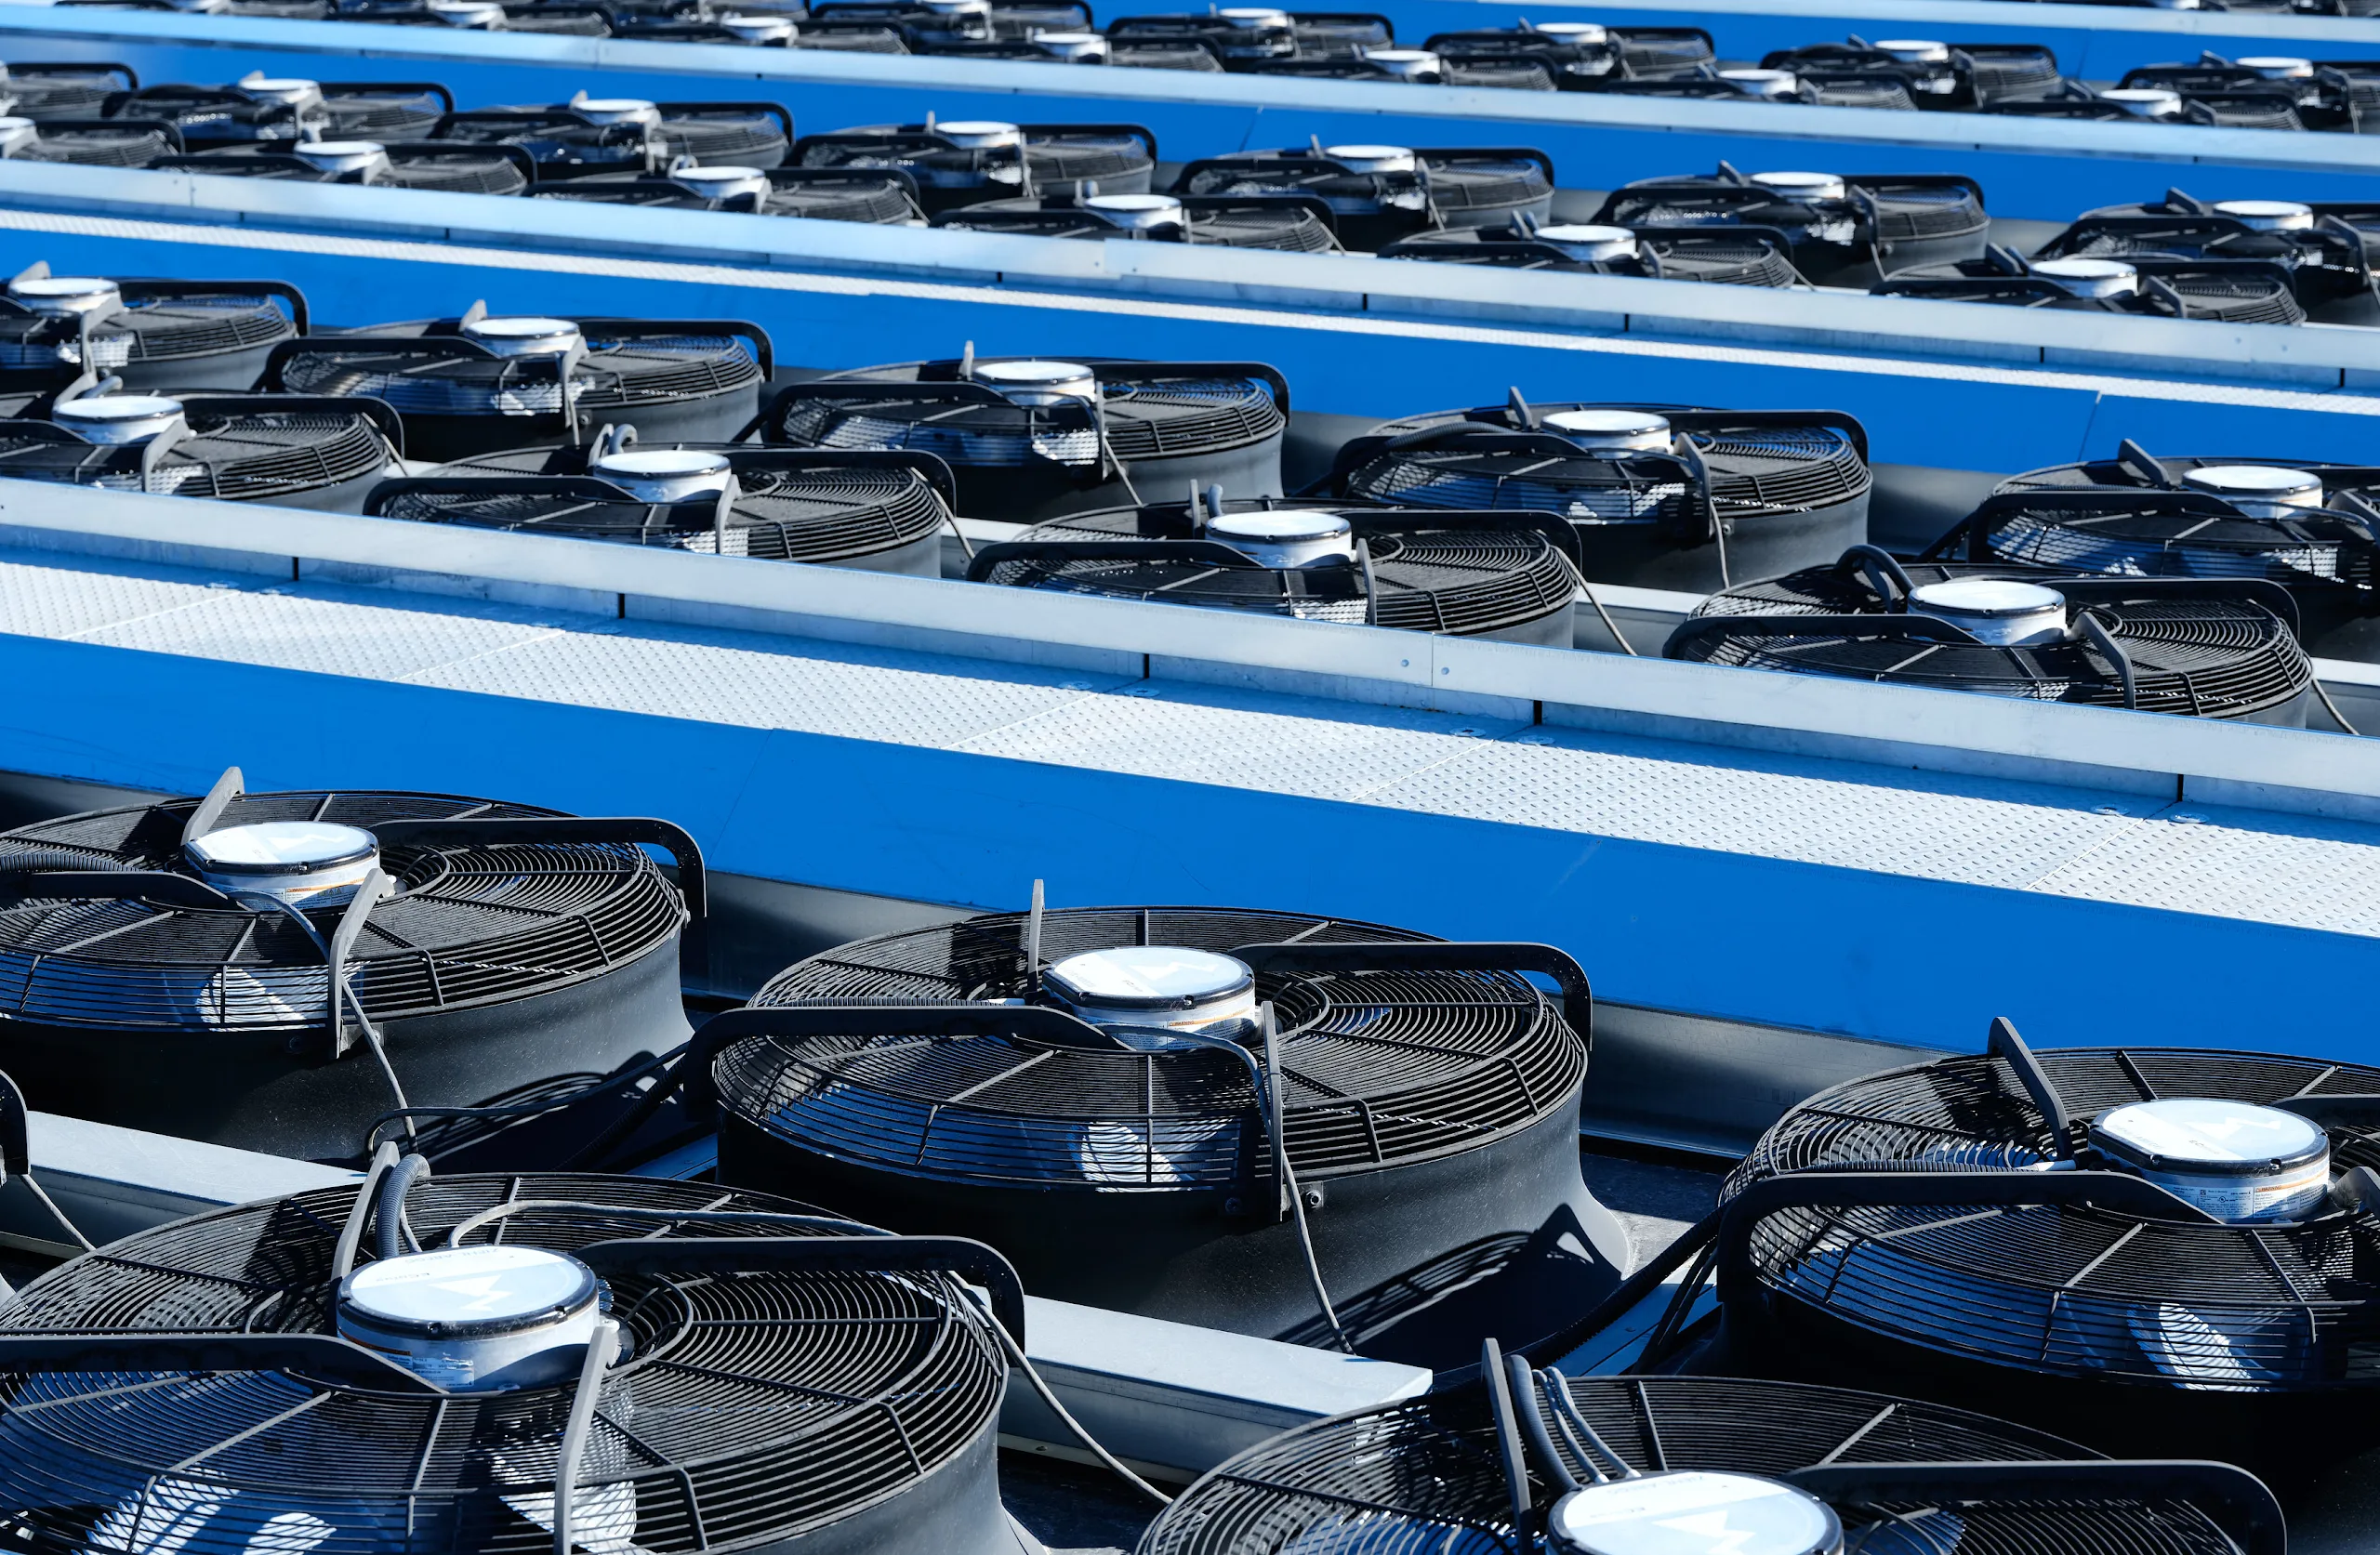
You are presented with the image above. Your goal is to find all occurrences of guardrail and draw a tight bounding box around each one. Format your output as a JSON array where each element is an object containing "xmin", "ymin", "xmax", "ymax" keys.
[{"xmin": 7, "ymin": 7, "xmax": 2380, "ymax": 218}]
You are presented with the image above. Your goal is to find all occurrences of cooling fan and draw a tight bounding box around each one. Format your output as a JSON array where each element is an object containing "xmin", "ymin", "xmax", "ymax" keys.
[
  {"xmin": 767, "ymin": 355, "xmax": 1289, "ymax": 522},
  {"xmin": 533, "ymin": 163, "xmax": 922, "ymax": 222},
  {"xmin": 2033, "ymin": 189, "xmax": 2380, "ymax": 323},
  {"xmin": 0, "ymin": 264, "xmax": 304, "ymax": 399},
  {"xmin": 1331, "ymin": 396, "xmax": 1871, "ymax": 591},
  {"xmin": 367, "ymin": 427, "xmax": 959, "ymax": 574},
  {"xmin": 430, "ymin": 93, "xmax": 791, "ymax": 178},
  {"xmin": 969, "ymin": 491, "xmax": 1582, "ymax": 643},
  {"xmin": 156, "ymin": 139, "xmax": 537, "ymax": 195},
  {"xmin": 1104, "ymin": 8, "xmax": 1393, "ymax": 67},
  {"xmin": 932, "ymin": 191, "xmax": 1341, "ymax": 249},
  {"xmin": 807, "ymin": 0, "xmax": 996, "ymax": 43},
  {"xmin": 1382, "ymin": 217, "xmax": 1805, "ymax": 285},
  {"xmin": 265, "ymin": 304, "xmax": 771, "ymax": 462},
  {"xmin": 1937, "ymin": 441, "xmax": 2380, "ymax": 656},
  {"xmin": 1139, "ymin": 1362, "xmax": 2282, "ymax": 1555},
  {"xmin": 1594, "ymin": 164, "xmax": 1988, "ymax": 283},
  {"xmin": 342, "ymin": 0, "xmax": 616, "ymax": 30},
  {"xmin": 0, "ymin": 771, "xmax": 704, "ymax": 1160},
  {"xmin": 2119, "ymin": 55, "xmax": 2347, "ymax": 128},
  {"xmin": 1647, "ymin": 1019, "xmax": 2380, "ymax": 1471},
  {"xmin": 0, "ymin": 1162, "xmax": 1029, "ymax": 1555},
  {"xmin": 101, "ymin": 74, "xmax": 450, "ymax": 147},
  {"xmin": 788, "ymin": 116, "xmax": 1155, "ymax": 214},
  {"xmin": 0, "ymin": 113, "xmax": 179, "ymax": 166},
  {"xmin": 1761, "ymin": 38, "xmax": 2067, "ymax": 110},
  {"xmin": 1424, "ymin": 24, "xmax": 1646, "ymax": 90},
  {"xmin": 3, "ymin": 62, "xmax": 139, "ymax": 120},
  {"xmin": 0, "ymin": 370, "xmax": 401, "ymax": 510},
  {"xmin": 1874, "ymin": 244, "xmax": 2307, "ymax": 325},
  {"xmin": 1669, "ymin": 545, "xmax": 2314, "ymax": 721},
  {"xmin": 663, "ymin": 901, "xmax": 1628, "ymax": 1372},
  {"xmin": 1170, "ymin": 143, "xmax": 1554, "ymax": 252}
]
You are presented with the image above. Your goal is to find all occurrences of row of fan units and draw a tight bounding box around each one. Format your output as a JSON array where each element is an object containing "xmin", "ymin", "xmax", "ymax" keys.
[
  {"xmin": 13, "ymin": 80, "xmax": 2370, "ymax": 330},
  {"xmin": 0, "ymin": 780, "xmax": 2354, "ymax": 1553},
  {"xmin": 75, "ymin": 0, "xmax": 2380, "ymax": 125}
]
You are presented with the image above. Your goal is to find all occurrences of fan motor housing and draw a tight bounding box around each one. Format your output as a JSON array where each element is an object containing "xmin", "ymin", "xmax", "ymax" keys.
[
  {"xmin": 712, "ymin": 906, "xmax": 1629, "ymax": 1370},
  {"xmin": 0, "ymin": 791, "xmax": 694, "ymax": 1161},
  {"xmin": 0, "ymin": 272, "xmax": 302, "ymax": 400},
  {"xmin": 1694, "ymin": 1044, "xmax": 2380, "ymax": 1472}
]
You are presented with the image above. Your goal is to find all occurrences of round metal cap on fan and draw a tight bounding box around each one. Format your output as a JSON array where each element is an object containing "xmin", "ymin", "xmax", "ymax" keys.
[
  {"xmin": 1207, "ymin": 507, "xmax": 1356, "ymax": 567},
  {"xmin": 2237, "ymin": 55, "xmax": 2315, "ymax": 79},
  {"xmin": 1751, "ymin": 171, "xmax": 1848, "ymax": 202},
  {"xmin": 54, "ymin": 393, "xmax": 184, "ymax": 444},
  {"xmin": 2091, "ymin": 1097, "xmax": 2333, "ymax": 1221},
  {"xmin": 236, "ymin": 74, "xmax": 324, "ymax": 108},
  {"xmin": 184, "ymin": 819, "xmax": 382, "ymax": 904},
  {"xmin": 7, "ymin": 276, "xmax": 123, "ymax": 317},
  {"xmin": 1873, "ymin": 39, "xmax": 1950, "ymax": 63},
  {"xmin": 2033, "ymin": 257, "xmax": 2140, "ymax": 298},
  {"xmin": 935, "ymin": 119, "xmax": 1024, "ymax": 149},
  {"xmin": 1325, "ymin": 143, "xmax": 1418, "ymax": 173},
  {"xmin": 1035, "ymin": 31, "xmax": 1109, "ymax": 58},
  {"xmin": 574, "ymin": 97, "xmax": 663, "ymax": 126},
  {"xmin": 1543, "ymin": 408, "xmax": 1673, "ymax": 451},
  {"xmin": 719, "ymin": 12, "xmax": 795, "ymax": 39},
  {"xmin": 1219, "ymin": 6, "xmax": 1291, "ymax": 25},
  {"xmin": 292, "ymin": 140, "xmax": 390, "ymax": 175},
  {"xmin": 1535, "ymin": 225, "xmax": 1639, "ymax": 262},
  {"xmin": 1043, "ymin": 944, "xmax": 1259, "ymax": 1036},
  {"xmin": 2180, "ymin": 464, "xmax": 2325, "ymax": 517},
  {"xmin": 337, "ymin": 1244, "xmax": 602, "ymax": 1390},
  {"xmin": 2103, "ymin": 86, "xmax": 2184, "ymax": 117},
  {"xmin": 1908, "ymin": 577, "xmax": 2068, "ymax": 645},
  {"xmin": 2215, "ymin": 199, "xmax": 2316, "ymax": 231},
  {"xmin": 1721, "ymin": 69, "xmax": 1800, "ymax": 97},
  {"xmin": 972, "ymin": 359, "xmax": 1099, "ymax": 403},
  {"xmin": 1548, "ymin": 1472, "xmax": 1844, "ymax": 1555},
  {"xmin": 671, "ymin": 165, "xmax": 773, "ymax": 202},
  {"xmin": 1534, "ymin": 20, "xmax": 1607, "ymax": 40},
  {"xmin": 1362, "ymin": 48, "xmax": 1443, "ymax": 77},
  {"xmin": 590, "ymin": 446, "xmax": 736, "ymax": 501},
  {"xmin": 1084, "ymin": 192, "xmax": 1183, "ymax": 229},
  {"xmin": 460, "ymin": 316, "xmax": 586, "ymax": 357}
]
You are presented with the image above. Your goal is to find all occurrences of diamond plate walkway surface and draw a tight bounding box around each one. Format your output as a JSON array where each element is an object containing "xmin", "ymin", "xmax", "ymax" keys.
[{"xmin": 0, "ymin": 545, "xmax": 2370, "ymax": 1056}]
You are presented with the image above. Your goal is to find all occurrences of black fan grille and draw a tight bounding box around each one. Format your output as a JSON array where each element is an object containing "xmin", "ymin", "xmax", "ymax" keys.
[
  {"xmin": 1348, "ymin": 409, "xmax": 1867, "ymax": 522},
  {"xmin": 0, "ymin": 295, "xmax": 291, "ymax": 372},
  {"xmin": 1727, "ymin": 1048, "xmax": 2380, "ymax": 1390},
  {"xmin": 733, "ymin": 906, "xmax": 1585, "ymax": 1180},
  {"xmin": 394, "ymin": 448, "xmax": 949, "ymax": 561},
  {"xmin": 999, "ymin": 506, "xmax": 1575, "ymax": 634},
  {"xmin": 1445, "ymin": 60, "xmax": 1554, "ymax": 89},
  {"xmin": 2166, "ymin": 274, "xmax": 2307, "ymax": 326},
  {"xmin": 0, "ymin": 791, "xmax": 682, "ymax": 1030},
  {"xmin": 377, "ymin": 150, "xmax": 533, "ymax": 196},
  {"xmin": 0, "ymin": 1174, "xmax": 1002, "ymax": 1555},
  {"xmin": 1965, "ymin": 46, "xmax": 2062, "ymax": 99},
  {"xmin": 279, "ymin": 332, "xmax": 760, "ymax": 416},
  {"xmin": 780, "ymin": 366, "xmax": 1285, "ymax": 466},
  {"xmin": 8, "ymin": 74, "xmax": 122, "ymax": 119},
  {"xmin": 0, "ymin": 411, "xmax": 389, "ymax": 502},
  {"xmin": 1682, "ymin": 563, "xmax": 2308, "ymax": 717},
  {"xmin": 322, "ymin": 92, "xmax": 443, "ymax": 139},
  {"xmin": 18, "ymin": 125, "xmax": 171, "ymax": 167},
  {"xmin": 658, "ymin": 111, "xmax": 789, "ymax": 166},
  {"xmin": 1143, "ymin": 1377, "xmax": 2240, "ymax": 1555},
  {"xmin": 1992, "ymin": 459, "xmax": 2377, "ymax": 588},
  {"xmin": 1809, "ymin": 77, "xmax": 1917, "ymax": 110}
]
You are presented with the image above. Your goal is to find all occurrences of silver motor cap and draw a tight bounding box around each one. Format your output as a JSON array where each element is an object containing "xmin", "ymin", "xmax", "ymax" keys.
[
  {"xmin": 973, "ymin": 359, "xmax": 1100, "ymax": 404},
  {"xmin": 1750, "ymin": 170, "xmax": 1847, "ymax": 202},
  {"xmin": 2181, "ymin": 464, "xmax": 2326, "ymax": 517},
  {"xmin": 185, "ymin": 820, "xmax": 382, "ymax": 904},
  {"xmin": 9, "ymin": 276, "xmax": 124, "ymax": 317},
  {"xmin": 461, "ymin": 316, "xmax": 586, "ymax": 357},
  {"xmin": 428, "ymin": 0, "xmax": 507, "ymax": 24},
  {"xmin": 672, "ymin": 165, "xmax": 774, "ymax": 203},
  {"xmin": 1217, "ymin": 6, "xmax": 1290, "ymax": 25},
  {"xmin": 2102, "ymin": 86, "xmax": 2184, "ymax": 117},
  {"xmin": 237, "ymin": 73, "xmax": 325, "ymax": 108},
  {"xmin": 935, "ymin": 119, "xmax": 1024, "ymax": 149},
  {"xmin": 337, "ymin": 1245, "xmax": 602, "ymax": 1392},
  {"xmin": 1549, "ymin": 1471, "xmax": 1843, "ymax": 1555},
  {"xmin": 1084, "ymin": 193, "xmax": 1184, "ymax": 230},
  {"xmin": 54, "ymin": 392, "xmax": 186, "ymax": 445},
  {"xmin": 1872, "ymin": 38, "xmax": 1950, "ymax": 63},
  {"xmin": 1208, "ymin": 507, "xmax": 1357, "ymax": 568},
  {"xmin": 572, "ymin": 96, "xmax": 662, "ymax": 126},
  {"xmin": 1044, "ymin": 945, "xmax": 1259, "ymax": 1040},
  {"xmin": 1720, "ymin": 68, "xmax": 1799, "ymax": 98},
  {"xmin": 1362, "ymin": 48, "xmax": 1444, "ymax": 77},
  {"xmin": 2238, "ymin": 55, "xmax": 2315, "ymax": 79},
  {"xmin": 592, "ymin": 447, "xmax": 736, "ymax": 503},
  {"xmin": 719, "ymin": 11, "xmax": 796, "ymax": 39},
  {"xmin": 1532, "ymin": 20, "xmax": 1607, "ymax": 42},
  {"xmin": 2214, "ymin": 199, "xmax": 2315, "ymax": 232},
  {"xmin": 1543, "ymin": 408, "xmax": 1673, "ymax": 452},
  {"xmin": 1035, "ymin": 30, "xmax": 1110, "ymax": 59},
  {"xmin": 1536, "ymin": 224, "xmax": 1639, "ymax": 262},
  {"xmin": 1909, "ymin": 577, "xmax": 2068, "ymax": 646},
  {"xmin": 293, "ymin": 140, "xmax": 390, "ymax": 176},
  {"xmin": 1325, "ymin": 143, "xmax": 1417, "ymax": 173},
  {"xmin": 2033, "ymin": 257, "xmax": 2139, "ymax": 298}
]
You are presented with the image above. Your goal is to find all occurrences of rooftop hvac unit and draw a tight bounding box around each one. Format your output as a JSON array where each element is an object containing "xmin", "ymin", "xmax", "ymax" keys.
[
  {"xmin": 79, "ymin": 0, "xmax": 334, "ymax": 15},
  {"xmin": 1109, "ymin": 34, "xmax": 1225, "ymax": 69},
  {"xmin": 0, "ymin": 1165, "xmax": 1026, "ymax": 1555},
  {"xmin": 101, "ymin": 74, "xmax": 451, "ymax": 147},
  {"xmin": 1239, "ymin": 49, "xmax": 1500, "ymax": 85},
  {"xmin": 766, "ymin": 356, "xmax": 1288, "ymax": 521},
  {"xmin": 1382, "ymin": 217, "xmax": 1805, "ymax": 286},
  {"xmin": 154, "ymin": 140, "xmax": 537, "ymax": 196},
  {"xmin": 2120, "ymin": 54, "xmax": 2354, "ymax": 128},
  {"xmin": 532, "ymin": 163, "xmax": 922, "ymax": 222},
  {"xmin": 0, "ymin": 373, "xmax": 401, "ymax": 510},
  {"xmin": 1139, "ymin": 1366, "xmax": 2281, "ymax": 1555},
  {"xmin": 1650, "ymin": 1020, "xmax": 2380, "ymax": 1470},
  {"xmin": 788, "ymin": 118, "xmax": 1155, "ymax": 214},
  {"xmin": 931, "ymin": 191, "xmax": 1341, "ymax": 250},
  {"xmin": 1420, "ymin": 23, "xmax": 1713, "ymax": 91},
  {"xmin": 0, "ymin": 265, "xmax": 303, "ymax": 402},
  {"xmin": 367, "ymin": 428, "xmax": 958, "ymax": 574},
  {"xmin": 1995, "ymin": 80, "xmax": 2307, "ymax": 129},
  {"xmin": 967, "ymin": 491, "xmax": 1582, "ymax": 643},
  {"xmin": 1874, "ymin": 245, "xmax": 2307, "ymax": 325},
  {"xmin": 1666, "ymin": 547, "xmax": 2313, "ymax": 722},
  {"xmin": 264, "ymin": 305, "xmax": 771, "ymax": 462},
  {"xmin": 1595, "ymin": 165, "xmax": 1988, "ymax": 284},
  {"xmin": 1761, "ymin": 37, "xmax": 2067, "ymax": 109},
  {"xmin": 0, "ymin": 114, "xmax": 180, "ymax": 166},
  {"xmin": 985, "ymin": 0, "xmax": 1095, "ymax": 38},
  {"xmin": 430, "ymin": 95, "xmax": 791, "ymax": 179},
  {"xmin": 337, "ymin": 0, "xmax": 619, "ymax": 31},
  {"xmin": 807, "ymin": 0, "xmax": 995, "ymax": 41},
  {"xmin": 1331, "ymin": 398, "xmax": 1871, "ymax": 591},
  {"xmin": 1104, "ymin": 9, "xmax": 1395, "ymax": 66},
  {"xmin": 2, "ymin": 62, "xmax": 139, "ymax": 120},
  {"xmin": 916, "ymin": 33, "xmax": 1116, "ymax": 60},
  {"xmin": 2033, "ymin": 190, "xmax": 2380, "ymax": 323},
  {"xmin": 619, "ymin": 11, "xmax": 905, "ymax": 46},
  {"xmin": 698, "ymin": 903, "xmax": 1627, "ymax": 1369},
  {"xmin": 1930, "ymin": 441, "xmax": 2380, "ymax": 654},
  {"xmin": 1170, "ymin": 142, "xmax": 1554, "ymax": 252},
  {"xmin": 0, "ymin": 774, "xmax": 703, "ymax": 1159}
]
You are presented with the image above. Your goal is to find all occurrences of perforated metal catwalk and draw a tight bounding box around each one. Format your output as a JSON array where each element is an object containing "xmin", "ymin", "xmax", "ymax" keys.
[{"xmin": 0, "ymin": 540, "xmax": 2373, "ymax": 1059}]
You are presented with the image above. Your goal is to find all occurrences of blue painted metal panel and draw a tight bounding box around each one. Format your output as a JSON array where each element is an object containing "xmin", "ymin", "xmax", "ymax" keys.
[
  {"xmin": 0, "ymin": 630, "xmax": 2366, "ymax": 1059},
  {"xmin": 6, "ymin": 10, "xmax": 2380, "ymax": 217},
  {"xmin": 13, "ymin": 215, "xmax": 2377, "ymax": 478}
]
